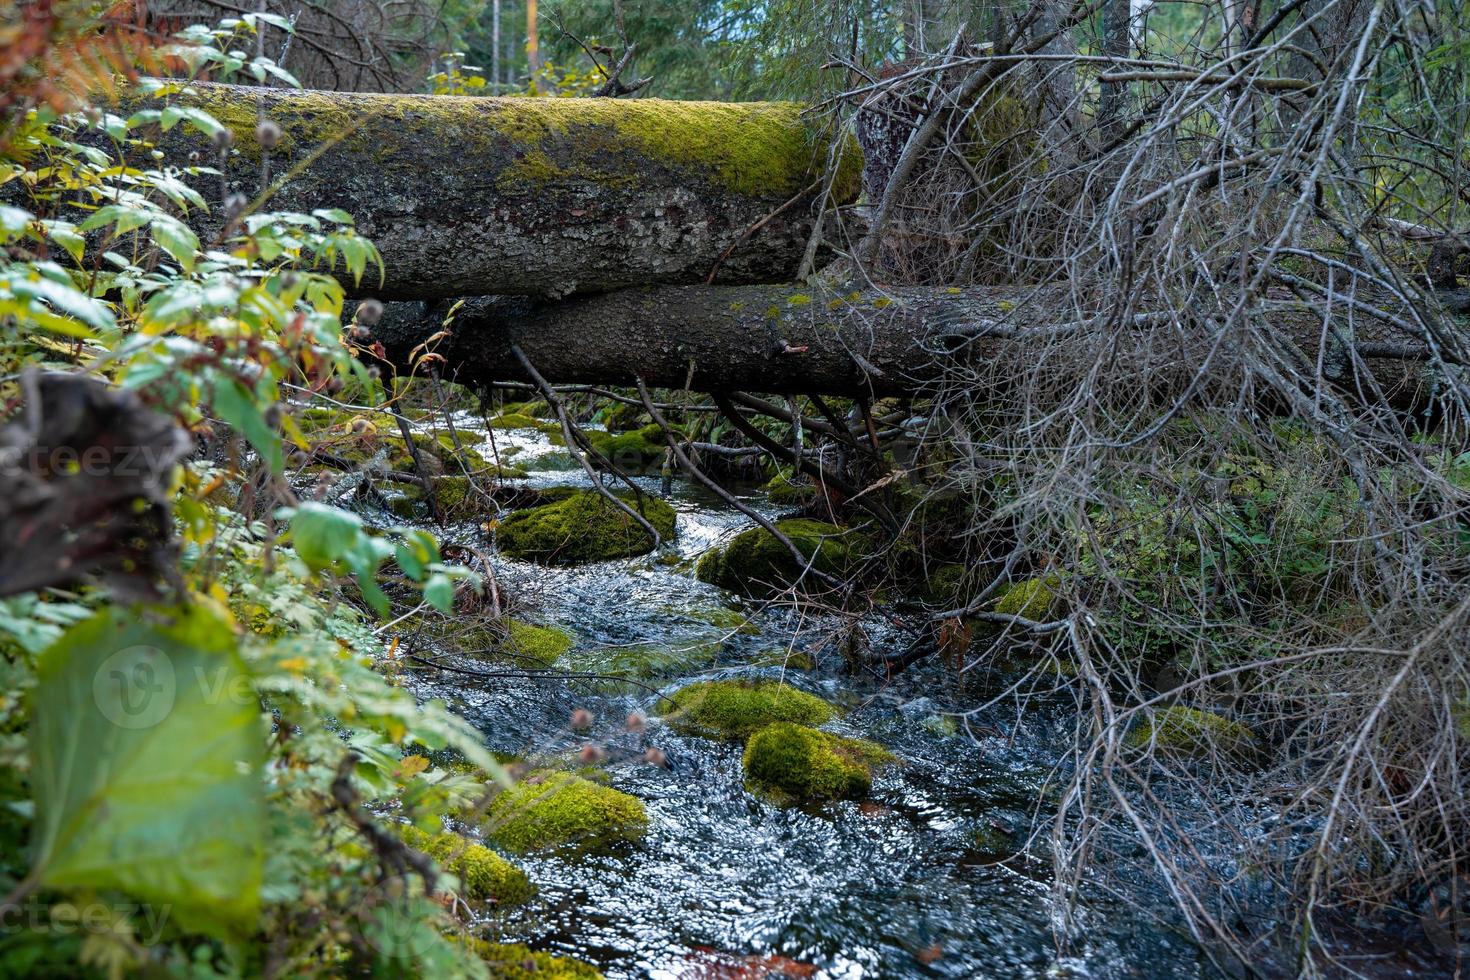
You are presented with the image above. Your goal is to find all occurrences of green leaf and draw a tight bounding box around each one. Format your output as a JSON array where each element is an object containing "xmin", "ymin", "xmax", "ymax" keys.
[
  {"xmin": 29, "ymin": 605, "xmax": 266, "ymax": 939},
  {"xmin": 423, "ymin": 573, "xmax": 454, "ymax": 613},
  {"xmin": 212, "ymin": 377, "xmax": 283, "ymax": 474},
  {"xmin": 0, "ymin": 204, "xmax": 32, "ymax": 241},
  {"xmin": 288, "ymin": 502, "xmax": 363, "ymax": 570},
  {"xmin": 151, "ymin": 215, "xmax": 200, "ymax": 272}
]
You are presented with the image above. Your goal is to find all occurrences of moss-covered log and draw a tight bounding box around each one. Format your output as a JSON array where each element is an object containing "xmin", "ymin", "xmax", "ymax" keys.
[
  {"xmin": 122, "ymin": 84, "xmax": 858, "ymax": 299},
  {"xmin": 370, "ymin": 283, "xmax": 1440, "ymax": 401}
]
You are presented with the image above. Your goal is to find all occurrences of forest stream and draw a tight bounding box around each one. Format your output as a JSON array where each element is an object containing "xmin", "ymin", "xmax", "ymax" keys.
[{"xmin": 391, "ymin": 418, "xmax": 1210, "ymax": 979}]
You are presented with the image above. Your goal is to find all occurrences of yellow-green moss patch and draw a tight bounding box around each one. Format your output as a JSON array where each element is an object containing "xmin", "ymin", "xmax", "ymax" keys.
[
  {"xmin": 398, "ymin": 825, "xmax": 535, "ymax": 906},
  {"xmin": 742, "ymin": 722, "xmax": 893, "ymax": 803},
  {"xmin": 1126, "ymin": 706, "xmax": 1262, "ymax": 763},
  {"xmin": 496, "ymin": 488, "xmax": 676, "ymax": 564},
  {"xmin": 695, "ymin": 519, "xmax": 870, "ymax": 597},
  {"xmin": 993, "ymin": 577, "xmax": 1059, "ymax": 620},
  {"xmin": 658, "ymin": 679, "xmax": 834, "ymax": 741},
  {"xmin": 487, "ymin": 771, "xmax": 648, "ymax": 854},
  {"xmin": 459, "ymin": 938, "xmax": 603, "ymax": 979}
]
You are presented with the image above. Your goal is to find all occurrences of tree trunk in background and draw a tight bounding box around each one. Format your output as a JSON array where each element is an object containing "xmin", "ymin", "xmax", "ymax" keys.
[
  {"xmin": 118, "ymin": 84, "xmax": 856, "ymax": 299},
  {"xmin": 367, "ymin": 283, "xmax": 1435, "ymax": 403},
  {"xmin": 492, "ymin": 0, "xmax": 501, "ymax": 87},
  {"xmin": 1098, "ymin": 0, "xmax": 1132, "ymax": 139},
  {"xmin": 527, "ymin": 0, "xmax": 540, "ymax": 82}
]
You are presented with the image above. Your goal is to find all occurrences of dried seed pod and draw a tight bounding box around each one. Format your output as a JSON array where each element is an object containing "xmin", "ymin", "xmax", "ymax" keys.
[
  {"xmin": 355, "ymin": 298, "xmax": 384, "ymax": 326},
  {"xmin": 255, "ymin": 120, "xmax": 283, "ymax": 150}
]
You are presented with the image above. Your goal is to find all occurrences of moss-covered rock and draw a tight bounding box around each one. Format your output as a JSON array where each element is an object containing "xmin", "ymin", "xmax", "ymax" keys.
[
  {"xmin": 741, "ymin": 722, "xmax": 893, "ymax": 803},
  {"xmin": 993, "ymin": 577, "xmax": 1059, "ymax": 620},
  {"xmin": 506, "ymin": 620, "xmax": 574, "ymax": 662},
  {"xmin": 459, "ymin": 938, "xmax": 603, "ymax": 979},
  {"xmin": 695, "ymin": 519, "xmax": 871, "ymax": 597},
  {"xmin": 487, "ymin": 771, "xmax": 648, "ymax": 854},
  {"xmin": 923, "ymin": 564, "xmax": 972, "ymax": 605},
  {"xmin": 496, "ymin": 489, "xmax": 676, "ymax": 564},
  {"xmin": 489, "ymin": 413, "xmax": 559, "ymax": 433},
  {"xmin": 398, "ymin": 825, "xmax": 535, "ymax": 906},
  {"xmin": 1126, "ymin": 706, "xmax": 1262, "ymax": 762},
  {"xmin": 761, "ymin": 468, "xmax": 818, "ymax": 506},
  {"xmin": 437, "ymin": 618, "xmax": 573, "ymax": 662},
  {"xmin": 658, "ymin": 679, "xmax": 834, "ymax": 741},
  {"xmin": 552, "ymin": 424, "xmax": 668, "ymax": 471},
  {"xmin": 597, "ymin": 399, "xmax": 652, "ymax": 432}
]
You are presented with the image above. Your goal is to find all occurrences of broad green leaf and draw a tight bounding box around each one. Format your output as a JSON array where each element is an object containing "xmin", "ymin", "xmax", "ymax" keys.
[
  {"xmin": 29, "ymin": 605, "xmax": 266, "ymax": 939},
  {"xmin": 212, "ymin": 377, "xmax": 283, "ymax": 474},
  {"xmin": 151, "ymin": 214, "xmax": 200, "ymax": 272},
  {"xmin": 0, "ymin": 204, "xmax": 32, "ymax": 241},
  {"xmin": 287, "ymin": 502, "xmax": 363, "ymax": 570},
  {"xmin": 423, "ymin": 574, "xmax": 454, "ymax": 614}
]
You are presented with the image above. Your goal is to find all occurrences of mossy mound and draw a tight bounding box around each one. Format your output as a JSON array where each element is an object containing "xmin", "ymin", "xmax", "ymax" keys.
[
  {"xmin": 487, "ymin": 771, "xmax": 648, "ymax": 854},
  {"xmin": 496, "ymin": 489, "xmax": 676, "ymax": 564},
  {"xmin": 923, "ymin": 564, "xmax": 972, "ymax": 605},
  {"xmin": 460, "ymin": 938, "xmax": 603, "ymax": 979},
  {"xmin": 659, "ymin": 679, "xmax": 834, "ymax": 741},
  {"xmin": 437, "ymin": 618, "xmax": 572, "ymax": 662},
  {"xmin": 597, "ymin": 399, "xmax": 652, "ymax": 432},
  {"xmin": 553, "ymin": 424, "xmax": 667, "ymax": 471},
  {"xmin": 760, "ymin": 469, "xmax": 817, "ymax": 506},
  {"xmin": 398, "ymin": 825, "xmax": 535, "ymax": 906},
  {"xmin": 993, "ymin": 577, "xmax": 1059, "ymax": 620},
  {"xmin": 489, "ymin": 413, "xmax": 559, "ymax": 433},
  {"xmin": 742, "ymin": 722, "xmax": 893, "ymax": 803},
  {"xmin": 506, "ymin": 620, "xmax": 574, "ymax": 662},
  {"xmin": 695, "ymin": 519, "xmax": 871, "ymax": 597},
  {"xmin": 1126, "ymin": 706, "xmax": 1262, "ymax": 762}
]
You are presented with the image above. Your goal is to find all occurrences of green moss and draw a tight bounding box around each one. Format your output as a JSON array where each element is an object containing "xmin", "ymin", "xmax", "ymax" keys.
[
  {"xmin": 741, "ymin": 722, "xmax": 893, "ymax": 803},
  {"xmin": 489, "ymin": 413, "xmax": 558, "ymax": 432},
  {"xmin": 176, "ymin": 86, "xmax": 857, "ymax": 199},
  {"xmin": 398, "ymin": 825, "xmax": 535, "ymax": 906},
  {"xmin": 994, "ymin": 577, "xmax": 1059, "ymax": 620},
  {"xmin": 751, "ymin": 648, "xmax": 816, "ymax": 671},
  {"xmin": 507, "ymin": 620, "xmax": 574, "ymax": 661},
  {"xmin": 497, "ymin": 489, "xmax": 676, "ymax": 564},
  {"xmin": 695, "ymin": 519, "xmax": 870, "ymax": 597},
  {"xmin": 552, "ymin": 424, "xmax": 667, "ymax": 470},
  {"xmin": 459, "ymin": 938, "xmax": 603, "ymax": 979},
  {"xmin": 597, "ymin": 399, "xmax": 651, "ymax": 432},
  {"xmin": 658, "ymin": 679, "xmax": 833, "ymax": 741},
  {"xmin": 487, "ymin": 771, "xmax": 647, "ymax": 854},
  {"xmin": 760, "ymin": 468, "xmax": 817, "ymax": 506},
  {"xmin": 677, "ymin": 603, "xmax": 760, "ymax": 635},
  {"xmin": 1126, "ymin": 706, "xmax": 1262, "ymax": 762},
  {"xmin": 787, "ymin": 293, "xmax": 812, "ymax": 306},
  {"xmin": 925, "ymin": 564, "xmax": 971, "ymax": 605}
]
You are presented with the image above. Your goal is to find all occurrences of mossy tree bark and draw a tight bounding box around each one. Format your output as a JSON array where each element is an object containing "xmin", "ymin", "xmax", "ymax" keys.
[
  {"xmin": 124, "ymin": 84, "xmax": 857, "ymax": 299},
  {"xmin": 371, "ymin": 283, "xmax": 1438, "ymax": 402}
]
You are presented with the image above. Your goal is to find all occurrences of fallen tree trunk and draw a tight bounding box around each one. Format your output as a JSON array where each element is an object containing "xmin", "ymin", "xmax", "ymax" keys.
[
  {"xmin": 124, "ymin": 84, "xmax": 857, "ymax": 299},
  {"xmin": 370, "ymin": 283, "xmax": 1441, "ymax": 402}
]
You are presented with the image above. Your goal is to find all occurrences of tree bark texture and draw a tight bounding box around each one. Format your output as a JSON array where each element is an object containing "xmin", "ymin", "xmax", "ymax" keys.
[
  {"xmin": 126, "ymin": 84, "xmax": 858, "ymax": 299},
  {"xmin": 370, "ymin": 283, "xmax": 1438, "ymax": 403}
]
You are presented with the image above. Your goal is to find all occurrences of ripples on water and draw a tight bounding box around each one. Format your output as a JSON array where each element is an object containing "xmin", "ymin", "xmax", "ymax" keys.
[{"xmin": 400, "ymin": 422, "xmax": 1212, "ymax": 978}]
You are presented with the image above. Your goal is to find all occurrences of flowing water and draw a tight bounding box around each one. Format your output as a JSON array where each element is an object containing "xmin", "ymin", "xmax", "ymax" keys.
[{"xmin": 396, "ymin": 422, "xmax": 1214, "ymax": 979}]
